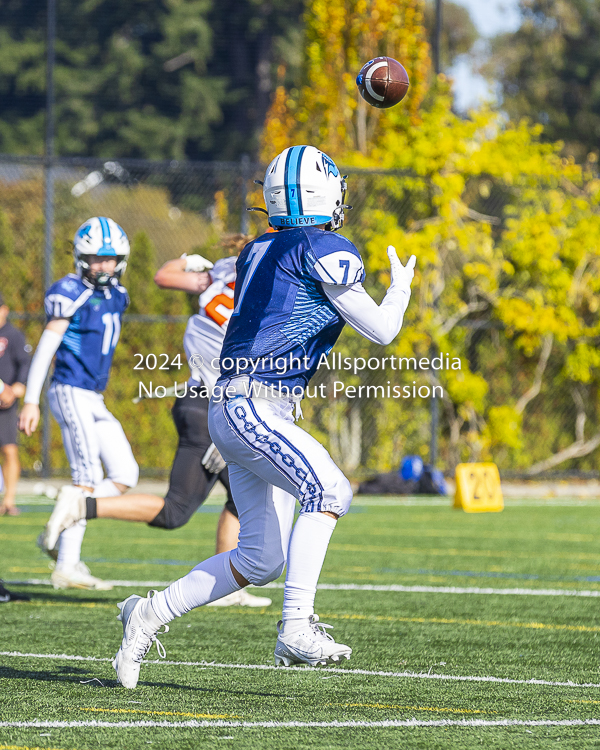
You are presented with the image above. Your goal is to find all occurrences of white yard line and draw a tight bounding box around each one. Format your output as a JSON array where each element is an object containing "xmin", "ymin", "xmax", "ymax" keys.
[
  {"xmin": 351, "ymin": 498, "xmax": 600, "ymax": 506},
  {"xmin": 2, "ymin": 651, "xmax": 600, "ymax": 689},
  {"xmin": 6, "ymin": 578, "xmax": 600, "ymax": 597},
  {"xmin": 263, "ymin": 582, "xmax": 600, "ymax": 598},
  {"xmin": 4, "ymin": 578, "xmax": 172, "ymax": 587},
  {"xmin": 1, "ymin": 719, "xmax": 600, "ymax": 729}
]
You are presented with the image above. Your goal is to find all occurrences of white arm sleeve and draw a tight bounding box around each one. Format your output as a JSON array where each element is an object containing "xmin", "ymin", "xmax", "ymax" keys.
[
  {"xmin": 323, "ymin": 246, "xmax": 416, "ymax": 345},
  {"xmin": 24, "ymin": 329, "xmax": 64, "ymax": 405},
  {"xmin": 323, "ymin": 282, "xmax": 410, "ymax": 345}
]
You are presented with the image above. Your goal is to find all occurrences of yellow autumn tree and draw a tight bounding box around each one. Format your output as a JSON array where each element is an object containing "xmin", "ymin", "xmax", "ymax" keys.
[
  {"xmin": 256, "ymin": 0, "xmax": 600, "ymax": 477},
  {"xmin": 262, "ymin": 0, "xmax": 429, "ymax": 161}
]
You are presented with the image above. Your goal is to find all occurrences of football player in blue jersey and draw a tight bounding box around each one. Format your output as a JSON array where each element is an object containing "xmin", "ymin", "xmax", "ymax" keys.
[
  {"xmin": 20, "ymin": 217, "xmax": 138, "ymax": 590},
  {"xmin": 110, "ymin": 146, "xmax": 416, "ymax": 688}
]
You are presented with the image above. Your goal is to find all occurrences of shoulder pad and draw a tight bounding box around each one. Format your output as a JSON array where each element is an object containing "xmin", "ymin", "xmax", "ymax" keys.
[
  {"xmin": 44, "ymin": 276, "xmax": 93, "ymax": 319},
  {"xmin": 210, "ymin": 256, "xmax": 237, "ymax": 285},
  {"xmin": 307, "ymin": 233, "xmax": 365, "ymax": 286}
]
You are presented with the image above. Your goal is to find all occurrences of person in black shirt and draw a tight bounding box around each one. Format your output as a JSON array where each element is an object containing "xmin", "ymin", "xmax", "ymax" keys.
[
  {"xmin": 0, "ymin": 378, "xmax": 31, "ymax": 602},
  {"xmin": 0, "ymin": 293, "xmax": 31, "ymax": 515}
]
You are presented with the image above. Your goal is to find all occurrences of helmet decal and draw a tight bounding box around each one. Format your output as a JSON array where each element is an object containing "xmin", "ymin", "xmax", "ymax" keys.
[{"xmin": 322, "ymin": 154, "xmax": 339, "ymax": 177}]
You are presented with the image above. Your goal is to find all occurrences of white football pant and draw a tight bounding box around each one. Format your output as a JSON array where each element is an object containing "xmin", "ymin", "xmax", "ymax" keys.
[
  {"xmin": 48, "ymin": 383, "xmax": 138, "ymax": 489},
  {"xmin": 208, "ymin": 392, "xmax": 353, "ymax": 586}
]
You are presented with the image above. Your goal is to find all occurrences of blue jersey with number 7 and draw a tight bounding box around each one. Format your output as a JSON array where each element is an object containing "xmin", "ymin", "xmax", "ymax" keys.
[
  {"xmin": 44, "ymin": 274, "xmax": 129, "ymax": 391},
  {"xmin": 219, "ymin": 227, "xmax": 365, "ymax": 390}
]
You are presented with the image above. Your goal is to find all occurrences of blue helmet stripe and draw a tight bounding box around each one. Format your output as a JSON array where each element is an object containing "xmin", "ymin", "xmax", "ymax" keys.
[
  {"xmin": 283, "ymin": 149, "xmax": 293, "ymax": 215},
  {"xmin": 294, "ymin": 145, "xmax": 305, "ymax": 216},
  {"xmin": 97, "ymin": 216, "xmax": 116, "ymax": 256},
  {"xmin": 285, "ymin": 146, "xmax": 305, "ymax": 217}
]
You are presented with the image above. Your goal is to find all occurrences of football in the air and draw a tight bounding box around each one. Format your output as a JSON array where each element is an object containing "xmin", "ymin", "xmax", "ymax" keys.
[{"xmin": 356, "ymin": 57, "xmax": 409, "ymax": 109}]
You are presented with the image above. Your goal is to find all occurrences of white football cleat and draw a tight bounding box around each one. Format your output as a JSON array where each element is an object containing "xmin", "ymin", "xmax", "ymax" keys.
[
  {"xmin": 113, "ymin": 592, "xmax": 169, "ymax": 689},
  {"xmin": 274, "ymin": 614, "xmax": 352, "ymax": 667},
  {"xmin": 51, "ymin": 561, "xmax": 113, "ymax": 591},
  {"xmin": 206, "ymin": 588, "xmax": 272, "ymax": 608},
  {"xmin": 43, "ymin": 485, "xmax": 86, "ymax": 551},
  {"xmin": 37, "ymin": 530, "xmax": 59, "ymax": 562}
]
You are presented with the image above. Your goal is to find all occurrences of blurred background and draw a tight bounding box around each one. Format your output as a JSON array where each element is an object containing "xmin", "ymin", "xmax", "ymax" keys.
[{"xmin": 1, "ymin": 0, "xmax": 600, "ymax": 482}]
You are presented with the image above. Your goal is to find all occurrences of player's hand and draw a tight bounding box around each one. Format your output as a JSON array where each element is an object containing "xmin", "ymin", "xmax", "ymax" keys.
[
  {"xmin": 182, "ymin": 254, "xmax": 214, "ymax": 273},
  {"xmin": 202, "ymin": 443, "xmax": 226, "ymax": 474},
  {"xmin": 387, "ymin": 246, "xmax": 416, "ymax": 290},
  {"xmin": 0, "ymin": 381, "xmax": 16, "ymax": 409},
  {"xmin": 19, "ymin": 403, "xmax": 40, "ymax": 435}
]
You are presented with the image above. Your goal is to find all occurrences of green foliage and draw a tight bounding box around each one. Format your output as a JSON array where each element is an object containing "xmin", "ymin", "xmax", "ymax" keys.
[
  {"xmin": 486, "ymin": 0, "xmax": 600, "ymax": 160},
  {"xmin": 0, "ymin": 0, "xmax": 225, "ymax": 159},
  {"xmin": 0, "ymin": 173, "xmax": 220, "ymax": 476}
]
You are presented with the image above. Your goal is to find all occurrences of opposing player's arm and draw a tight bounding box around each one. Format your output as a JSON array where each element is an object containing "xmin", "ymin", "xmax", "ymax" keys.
[
  {"xmin": 322, "ymin": 246, "xmax": 416, "ymax": 346},
  {"xmin": 19, "ymin": 318, "xmax": 70, "ymax": 436},
  {"xmin": 154, "ymin": 255, "xmax": 213, "ymax": 294},
  {"xmin": 0, "ymin": 380, "xmax": 16, "ymax": 409}
]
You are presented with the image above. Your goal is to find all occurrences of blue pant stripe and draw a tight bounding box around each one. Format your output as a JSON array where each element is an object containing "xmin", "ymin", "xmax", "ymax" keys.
[
  {"xmin": 224, "ymin": 398, "xmax": 323, "ymax": 509},
  {"xmin": 245, "ymin": 399, "xmax": 324, "ymax": 510},
  {"xmin": 246, "ymin": 399, "xmax": 325, "ymax": 511}
]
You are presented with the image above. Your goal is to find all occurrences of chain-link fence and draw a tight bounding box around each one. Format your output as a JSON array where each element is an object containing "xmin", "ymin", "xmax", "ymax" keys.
[{"xmin": 0, "ymin": 154, "xmax": 595, "ymax": 481}]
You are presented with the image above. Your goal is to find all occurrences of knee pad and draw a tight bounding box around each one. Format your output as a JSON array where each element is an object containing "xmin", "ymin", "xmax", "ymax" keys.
[
  {"xmin": 320, "ymin": 474, "xmax": 353, "ymax": 517},
  {"xmin": 148, "ymin": 494, "xmax": 194, "ymax": 530},
  {"xmin": 230, "ymin": 547, "xmax": 286, "ymax": 587},
  {"xmin": 249, "ymin": 560, "xmax": 286, "ymax": 587},
  {"xmin": 108, "ymin": 457, "xmax": 139, "ymax": 489}
]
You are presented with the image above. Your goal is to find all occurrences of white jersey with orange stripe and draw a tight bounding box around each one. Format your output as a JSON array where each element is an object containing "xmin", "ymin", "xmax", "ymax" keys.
[{"xmin": 183, "ymin": 256, "xmax": 237, "ymax": 390}]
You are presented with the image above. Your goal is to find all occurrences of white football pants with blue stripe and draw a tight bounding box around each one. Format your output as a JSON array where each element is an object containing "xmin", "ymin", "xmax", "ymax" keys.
[
  {"xmin": 49, "ymin": 383, "xmax": 139, "ymax": 490},
  {"xmin": 208, "ymin": 393, "xmax": 353, "ymax": 587},
  {"xmin": 48, "ymin": 383, "xmax": 139, "ymax": 568}
]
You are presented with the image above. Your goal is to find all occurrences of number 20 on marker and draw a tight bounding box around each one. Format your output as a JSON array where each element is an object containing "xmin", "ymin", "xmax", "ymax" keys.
[{"xmin": 454, "ymin": 463, "xmax": 504, "ymax": 513}]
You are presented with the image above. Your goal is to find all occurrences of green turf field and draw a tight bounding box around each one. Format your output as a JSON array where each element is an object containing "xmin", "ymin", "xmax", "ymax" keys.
[{"xmin": 2, "ymin": 496, "xmax": 600, "ymax": 749}]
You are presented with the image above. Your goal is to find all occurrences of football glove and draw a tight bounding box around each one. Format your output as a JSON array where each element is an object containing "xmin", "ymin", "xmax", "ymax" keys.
[
  {"xmin": 387, "ymin": 246, "xmax": 416, "ymax": 291},
  {"xmin": 181, "ymin": 253, "xmax": 214, "ymax": 273},
  {"xmin": 202, "ymin": 443, "xmax": 226, "ymax": 474}
]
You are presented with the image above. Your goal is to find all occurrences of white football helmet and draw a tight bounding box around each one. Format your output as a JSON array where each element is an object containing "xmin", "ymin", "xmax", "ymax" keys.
[
  {"xmin": 73, "ymin": 216, "xmax": 130, "ymax": 287},
  {"xmin": 262, "ymin": 146, "xmax": 349, "ymax": 230}
]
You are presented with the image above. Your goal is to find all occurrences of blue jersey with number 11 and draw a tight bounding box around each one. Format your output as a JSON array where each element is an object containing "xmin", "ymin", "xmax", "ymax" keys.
[
  {"xmin": 219, "ymin": 227, "xmax": 365, "ymax": 390},
  {"xmin": 45, "ymin": 274, "xmax": 129, "ymax": 391}
]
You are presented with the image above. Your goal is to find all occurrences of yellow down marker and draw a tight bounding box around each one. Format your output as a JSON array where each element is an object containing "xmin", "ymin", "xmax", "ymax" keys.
[{"xmin": 454, "ymin": 463, "xmax": 503, "ymax": 513}]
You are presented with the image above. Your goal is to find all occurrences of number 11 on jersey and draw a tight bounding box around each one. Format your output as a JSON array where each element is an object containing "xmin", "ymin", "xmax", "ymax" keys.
[{"xmin": 101, "ymin": 312, "xmax": 121, "ymax": 355}]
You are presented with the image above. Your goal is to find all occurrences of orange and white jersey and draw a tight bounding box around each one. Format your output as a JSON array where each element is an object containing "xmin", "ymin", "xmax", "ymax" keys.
[{"xmin": 183, "ymin": 256, "xmax": 236, "ymax": 390}]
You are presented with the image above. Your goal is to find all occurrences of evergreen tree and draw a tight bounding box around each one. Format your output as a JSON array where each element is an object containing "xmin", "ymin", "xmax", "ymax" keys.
[
  {"xmin": 486, "ymin": 0, "xmax": 600, "ymax": 159},
  {"xmin": 0, "ymin": 0, "xmax": 222, "ymax": 159},
  {"xmin": 0, "ymin": 0, "xmax": 304, "ymax": 160}
]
